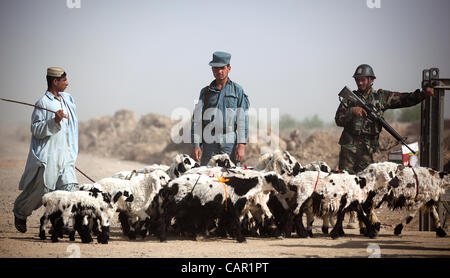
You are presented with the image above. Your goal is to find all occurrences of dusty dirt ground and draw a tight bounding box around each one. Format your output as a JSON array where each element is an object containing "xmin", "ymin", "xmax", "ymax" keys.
[{"xmin": 0, "ymin": 124, "xmax": 449, "ymax": 258}]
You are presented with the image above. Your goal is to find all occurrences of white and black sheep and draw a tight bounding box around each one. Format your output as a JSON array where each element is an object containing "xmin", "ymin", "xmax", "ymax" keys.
[
  {"xmin": 153, "ymin": 170, "xmax": 287, "ymax": 243},
  {"xmin": 168, "ymin": 154, "xmax": 200, "ymax": 178},
  {"xmin": 303, "ymin": 161, "xmax": 331, "ymax": 173},
  {"xmin": 383, "ymin": 165, "xmax": 449, "ymax": 237},
  {"xmin": 96, "ymin": 169, "xmax": 170, "ymax": 239},
  {"xmin": 38, "ymin": 188, "xmax": 129, "ymax": 244},
  {"xmin": 255, "ymin": 150, "xmax": 302, "ymax": 176},
  {"xmin": 207, "ymin": 153, "xmax": 236, "ymax": 168},
  {"xmin": 281, "ymin": 170, "xmax": 375, "ymax": 239},
  {"xmin": 356, "ymin": 161, "xmax": 400, "ymax": 234}
]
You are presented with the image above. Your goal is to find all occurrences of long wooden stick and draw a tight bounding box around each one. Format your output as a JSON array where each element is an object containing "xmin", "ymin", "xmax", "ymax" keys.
[
  {"xmin": 75, "ymin": 166, "xmax": 96, "ymax": 183},
  {"xmin": 1, "ymin": 97, "xmax": 68, "ymax": 118}
]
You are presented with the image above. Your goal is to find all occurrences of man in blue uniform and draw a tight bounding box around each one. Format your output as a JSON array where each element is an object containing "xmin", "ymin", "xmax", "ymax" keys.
[
  {"xmin": 191, "ymin": 51, "xmax": 250, "ymax": 166},
  {"xmin": 13, "ymin": 67, "xmax": 79, "ymax": 233}
]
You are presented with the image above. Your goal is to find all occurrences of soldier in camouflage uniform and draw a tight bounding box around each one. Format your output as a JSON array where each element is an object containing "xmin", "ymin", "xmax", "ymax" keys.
[{"xmin": 335, "ymin": 64, "xmax": 434, "ymax": 228}]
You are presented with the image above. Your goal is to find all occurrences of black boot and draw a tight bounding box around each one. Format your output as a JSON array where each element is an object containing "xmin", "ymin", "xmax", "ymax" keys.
[{"xmin": 14, "ymin": 215, "xmax": 27, "ymax": 233}]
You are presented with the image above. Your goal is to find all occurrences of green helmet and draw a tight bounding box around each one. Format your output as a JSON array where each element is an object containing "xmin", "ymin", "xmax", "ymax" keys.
[{"xmin": 353, "ymin": 64, "xmax": 376, "ymax": 79}]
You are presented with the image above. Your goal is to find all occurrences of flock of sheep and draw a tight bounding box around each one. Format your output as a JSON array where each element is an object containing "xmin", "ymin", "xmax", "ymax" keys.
[{"xmin": 38, "ymin": 150, "xmax": 450, "ymax": 244}]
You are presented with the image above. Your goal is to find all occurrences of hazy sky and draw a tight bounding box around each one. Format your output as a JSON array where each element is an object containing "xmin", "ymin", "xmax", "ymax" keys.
[{"xmin": 1, "ymin": 0, "xmax": 449, "ymax": 124}]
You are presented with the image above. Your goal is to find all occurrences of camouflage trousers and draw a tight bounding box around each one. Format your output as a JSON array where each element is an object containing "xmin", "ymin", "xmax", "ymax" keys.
[{"xmin": 338, "ymin": 144, "xmax": 375, "ymax": 175}]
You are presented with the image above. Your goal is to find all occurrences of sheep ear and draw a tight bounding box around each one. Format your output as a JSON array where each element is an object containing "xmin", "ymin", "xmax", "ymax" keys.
[
  {"xmin": 102, "ymin": 193, "xmax": 112, "ymax": 203},
  {"xmin": 359, "ymin": 177, "xmax": 366, "ymax": 189},
  {"xmin": 389, "ymin": 176, "xmax": 400, "ymax": 188},
  {"xmin": 113, "ymin": 192, "xmax": 123, "ymax": 203},
  {"xmin": 177, "ymin": 163, "xmax": 187, "ymax": 174},
  {"xmin": 292, "ymin": 162, "xmax": 301, "ymax": 176},
  {"xmin": 126, "ymin": 194, "xmax": 134, "ymax": 202}
]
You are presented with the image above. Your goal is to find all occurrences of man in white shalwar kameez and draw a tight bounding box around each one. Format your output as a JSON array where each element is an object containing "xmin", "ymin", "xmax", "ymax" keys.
[{"xmin": 13, "ymin": 67, "xmax": 78, "ymax": 233}]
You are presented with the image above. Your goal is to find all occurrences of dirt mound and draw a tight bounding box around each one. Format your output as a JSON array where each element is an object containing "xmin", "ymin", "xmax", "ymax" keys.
[
  {"xmin": 294, "ymin": 130, "xmax": 341, "ymax": 168},
  {"xmin": 78, "ymin": 110, "xmax": 191, "ymax": 164}
]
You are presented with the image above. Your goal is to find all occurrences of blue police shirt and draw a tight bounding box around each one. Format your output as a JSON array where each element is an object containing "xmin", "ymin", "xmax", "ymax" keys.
[{"xmin": 191, "ymin": 79, "xmax": 249, "ymax": 147}]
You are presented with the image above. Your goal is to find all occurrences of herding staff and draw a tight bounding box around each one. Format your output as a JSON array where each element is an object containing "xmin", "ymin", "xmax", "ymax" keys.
[
  {"xmin": 1, "ymin": 97, "xmax": 95, "ymax": 183},
  {"xmin": 1, "ymin": 97, "xmax": 68, "ymax": 119},
  {"xmin": 75, "ymin": 166, "xmax": 95, "ymax": 183}
]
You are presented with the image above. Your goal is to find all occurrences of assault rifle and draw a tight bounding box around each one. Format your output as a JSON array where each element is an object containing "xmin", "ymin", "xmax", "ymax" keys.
[{"xmin": 338, "ymin": 86, "xmax": 415, "ymax": 153}]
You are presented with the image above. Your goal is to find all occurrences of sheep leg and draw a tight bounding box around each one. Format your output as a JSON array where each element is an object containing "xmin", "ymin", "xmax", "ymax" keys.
[
  {"xmin": 305, "ymin": 205, "xmax": 315, "ymax": 237},
  {"xmin": 394, "ymin": 203, "xmax": 422, "ymax": 236},
  {"xmin": 329, "ymin": 214, "xmax": 336, "ymax": 227},
  {"xmin": 358, "ymin": 219, "xmax": 367, "ymax": 235},
  {"xmin": 355, "ymin": 203, "xmax": 376, "ymax": 238},
  {"xmin": 39, "ymin": 214, "xmax": 49, "ymax": 240},
  {"xmin": 127, "ymin": 216, "xmax": 138, "ymax": 240},
  {"xmin": 370, "ymin": 206, "xmax": 381, "ymax": 233},
  {"xmin": 330, "ymin": 210, "xmax": 346, "ymax": 239},
  {"xmin": 230, "ymin": 198, "xmax": 247, "ymax": 243},
  {"xmin": 61, "ymin": 206, "xmax": 74, "ymax": 237},
  {"xmin": 118, "ymin": 211, "xmax": 130, "ymax": 236},
  {"xmin": 294, "ymin": 201, "xmax": 309, "ymax": 238},
  {"xmin": 156, "ymin": 210, "xmax": 169, "ymax": 242},
  {"xmin": 322, "ymin": 213, "xmax": 330, "ymax": 235},
  {"xmin": 73, "ymin": 214, "xmax": 83, "ymax": 241},
  {"xmin": 361, "ymin": 191, "xmax": 374, "ymax": 233},
  {"xmin": 76, "ymin": 215, "xmax": 93, "ymax": 243},
  {"xmin": 49, "ymin": 212, "xmax": 64, "ymax": 242},
  {"xmin": 283, "ymin": 210, "xmax": 294, "ymax": 238},
  {"xmin": 275, "ymin": 194, "xmax": 293, "ymax": 237},
  {"xmin": 97, "ymin": 216, "xmax": 110, "ymax": 244},
  {"xmin": 251, "ymin": 211, "xmax": 263, "ymax": 237},
  {"xmin": 359, "ymin": 207, "xmax": 381, "ymax": 236},
  {"xmin": 134, "ymin": 220, "xmax": 144, "ymax": 239},
  {"xmin": 134, "ymin": 211, "xmax": 151, "ymax": 238},
  {"xmin": 68, "ymin": 215, "xmax": 76, "ymax": 241},
  {"xmin": 91, "ymin": 217, "xmax": 101, "ymax": 237},
  {"xmin": 229, "ymin": 211, "xmax": 246, "ymax": 243},
  {"xmin": 257, "ymin": 213, "xmax": 266, "ymax": 236},
  {"xmin": 97, "ymin": 225, "xmax": 110, "ymax": 244},
  {"xmin": 256, "ymin": 202, "xmax": 272, "ymax": 236},
  {"xmin": 330, "ymin": 196, "xmax": 348, "ymax": 239},
  {"xmin": 241, "ymin": 212, "xmax": 254, "ymax": 237},
  {"xmin": 140, "ymin": 218, "xmax": 151, "ymax": 238},
  {"xmin": 157, "ymin": 216, "xmax": 167, "ymax": 242},
  {"xmin": 216, "ymin": 214, "xmax": 229, "ymax": 238},
  {"xmin": 259, "ymin": 201, "xmax": 273, "ymax": 219},
  {"xmin": 430, "ymin": 205, "xmax": 447, "ymax": 237}
]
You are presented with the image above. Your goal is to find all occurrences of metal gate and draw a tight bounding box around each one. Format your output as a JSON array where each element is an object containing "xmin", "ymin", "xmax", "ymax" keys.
[{"xmin": 420, "ymin": 68, "xmax": 449, "ymax": 231}]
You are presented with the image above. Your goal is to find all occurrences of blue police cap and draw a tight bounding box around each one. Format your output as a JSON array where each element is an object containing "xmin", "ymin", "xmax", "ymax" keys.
[{"xmin": 209, "ymin": 51, "xmax": 231, "ymax": 67}]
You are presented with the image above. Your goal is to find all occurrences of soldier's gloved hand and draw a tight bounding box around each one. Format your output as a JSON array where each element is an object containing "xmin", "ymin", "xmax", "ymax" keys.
[
  {"xmin": 351, "ymin": 106, "xmax": 367, "ymax": 117},
  {"xmin": 424, "ymin": 87, "xmax": 434, "ymax": 97},
  {"xmin": 191, "ymin": 147, "xmax": 202, "ymax": 162}
]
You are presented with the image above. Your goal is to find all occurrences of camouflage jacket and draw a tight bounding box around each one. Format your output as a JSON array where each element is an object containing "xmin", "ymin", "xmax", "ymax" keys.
[{"xmin": 335, "ymin": 88, "xmax": 425, "ymax": 151}]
